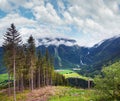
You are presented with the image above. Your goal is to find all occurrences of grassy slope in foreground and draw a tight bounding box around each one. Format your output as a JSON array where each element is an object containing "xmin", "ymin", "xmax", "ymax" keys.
[
  {"xmin": 49, "ymin": 86, "xmax": 95, "ymax": 101},
  {"xmin": 56, "ymin": 69, "xmax": 90, "ymax": 80},
  {"xmin": 0, "ymin": 86, "xmax": 96, "ymax": 101}
]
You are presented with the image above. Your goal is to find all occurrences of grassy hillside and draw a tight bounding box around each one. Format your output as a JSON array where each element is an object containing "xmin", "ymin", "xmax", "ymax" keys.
[
  {"xmin": 49, "ymin": 86, "xmax": 95, "ymax": 101},
  {"xmin": 0, "ymin": 73, "xmax": 8, "ymax": 83},
  {"xmin": 56, "ymin": 69, "xmax": 90, "ymax": 80},
  {"xmin": 0, "ymin": 73, "xmax": 9, "ymax": 89},
  {"xmin": 56, "ymin": 69, "xmax": 94, "ymax": 88}
]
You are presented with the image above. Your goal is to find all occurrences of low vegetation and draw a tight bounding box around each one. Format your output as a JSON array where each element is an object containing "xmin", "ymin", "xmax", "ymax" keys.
[
  {"xmin": 49, "ymin": 86, "xmax": 95, "ymax": 101},
  {"xmin": 0, "ymin": 90, "xmax": 29, "ymax": 101},
  {"xmin": 0, "ymin": 86, "xmax": 97, "ymax": 101},
  {"xmin": 94, "ymin": 61, "xmax": 120, "ymax": 101}
]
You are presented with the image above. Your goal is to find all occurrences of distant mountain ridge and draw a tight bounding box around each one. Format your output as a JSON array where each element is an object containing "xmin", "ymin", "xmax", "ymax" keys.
[
  {"xmin": 37, "ymin": 36, "xmax": 120, "ymax": 76},
  {"xmin": 1, "ymin": 36, "xmax": 120, "ymax": 76}
]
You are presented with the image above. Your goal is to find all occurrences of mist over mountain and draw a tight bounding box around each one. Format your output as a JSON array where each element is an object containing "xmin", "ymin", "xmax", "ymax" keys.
[
  {"xmin": 37, "ymin": 37, "xmax": 77, "ymax": 47},
  {"xmin": 37, "ymin": 36, "xmax": 120, "ymax": 76}
]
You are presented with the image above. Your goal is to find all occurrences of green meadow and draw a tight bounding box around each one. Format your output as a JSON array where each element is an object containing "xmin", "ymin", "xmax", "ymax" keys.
[
  {"xmin": 0, "ymin": 73, "xmax": 8, "ymax": 83},
  {"xmin": 56, "ymin": 69, "xmax": 90, "ymax": 80}
]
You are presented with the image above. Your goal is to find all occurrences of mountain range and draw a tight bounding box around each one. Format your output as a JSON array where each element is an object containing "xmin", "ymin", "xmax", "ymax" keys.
[
  {"xmin": 37, "ymin": 36, "xmax": 120, "ymax": 76},
  {"xmin": 0, "ymin": 36, "xmax": 120, "ymax": 76}
]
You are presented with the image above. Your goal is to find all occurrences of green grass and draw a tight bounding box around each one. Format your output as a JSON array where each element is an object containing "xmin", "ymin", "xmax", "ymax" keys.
[
  {"xmin": 57, "ymin": 70, "xmax": 74, "ymax": 75},
  {"xmin": 49, "ymin": 86, "xmax": 96, "ymax": 101},
  {"xmin": 0, "ymin": 90, "xmax": 29, "ymax": 101},
  {"xmin": 0, "ymin": 86, "xmax": 95, "ymax": 101},
  {"xmin": 0, "ymin": 73, "xmax": 10, "ymax": 89},
  {"xmin": 56, "ymin": 69, "xmax": 90, "ymax": 80},
  {"xmin": 0, "ymin": 73, "xmax": 8, "ymax": 83},
  {"xmin": 0, "ymin": 86, "xmax": 106, "ymax": 101}
]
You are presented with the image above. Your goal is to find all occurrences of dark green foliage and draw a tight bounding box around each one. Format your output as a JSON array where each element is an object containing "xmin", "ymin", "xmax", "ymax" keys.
[
  {"xmin": 35, "ymin": 48, "xmax": 67, "ymax": 87},
  {"xmin": 94, "ymin": 61, "xmax": 120, "ymax": 100},
  {"xmin": 27, "ymin": 35, "xmax": 36, "ymax": 91},
  {"xmin": 27, "ymin": 35, "xmax": 36, "ymax": 55},
  {"xmin": 53, "ymin": 72, "xmax": 68, "ymax": 86},
  {"xmin": 67, "ymin": 78, "xmax": 94, "ymax": 88}
]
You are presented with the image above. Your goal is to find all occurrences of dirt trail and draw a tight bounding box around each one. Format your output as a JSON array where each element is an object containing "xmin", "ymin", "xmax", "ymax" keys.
[{"xmin": 25, "ymin": 86, "xmax": 56, "ymax": 101}]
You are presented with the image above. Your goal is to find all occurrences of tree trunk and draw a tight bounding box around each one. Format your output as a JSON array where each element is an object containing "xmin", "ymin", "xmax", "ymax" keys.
[
  {"xmin": 29, "ymin": 78, "xmax": 31, "ymax": 90},
  {"xmin": 43, "ymin": 68, "xmax": 46, "ymax": 86},
  {"xmin": 50, "ymin": 72, "xmax": 52, "ymax": 85},
  {"xmin": 13, "ymin": 53, "xmax": 16, "ymax": 101},
  {"xmin": 88, "ymin": 80, "xmax": 90, "ymax": 89},
  {"xmin": 33, "ymin": 72, "xmax": 36, "ymax": 89},
  {"xmin": 38, "ymin": 68, "xmax": 40, "ymax": 88},
  {"xmin": 8, "ymin": 71, "xmax": 11, "ymax": 96},
  {"xmin": 17, "ymin": 77, "xmax": 20, "ymax": 91},
  {"xmin": 20, "ymin": 73, "xmax": 24, "ymax": 92},
  {"xmin": 31, "ymin": 67, "xmax": 34, "ymax": 91},
  {"xmin": 46, "ymin": 69, "xmax": 49, "ymax": 86}
]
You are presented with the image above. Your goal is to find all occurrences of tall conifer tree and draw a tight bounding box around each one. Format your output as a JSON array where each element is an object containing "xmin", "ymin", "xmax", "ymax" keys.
[
  {"xmin": 3, "ymin": 23, "xmax": 22, "ymax": 101},
  {"xmin": 27, "ymin": 35, "xmax": 36, "ymax": 91}
]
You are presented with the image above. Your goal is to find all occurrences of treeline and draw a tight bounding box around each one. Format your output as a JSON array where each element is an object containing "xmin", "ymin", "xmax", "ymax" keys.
[
  {"xmin": 3, "ymin": 24, "xmax": 67, "ymax": 100},
  {"xmin": 67, "ymin": 78, "xmax": 94, "ymax": 88}
]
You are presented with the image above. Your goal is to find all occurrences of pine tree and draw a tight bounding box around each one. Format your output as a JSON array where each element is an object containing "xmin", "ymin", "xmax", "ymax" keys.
[
  {"xmin": 3, "ymin": 23, "xmax": 22, "ymax": 101},
  {"xmin": 27, "ymin": 35, "xmax": 36, "ymax": 91},
  {"xmin": 36, "ymin": 50, "xmax": 43, "ymax": 88},
  {"xmin": 16, "ymin": 45, "xmax": 25, "ymax": 91},
  {"xmin": 45, "ymin": 49, "xmax": 49, "ymax": 85},
  {"xmin": 49, "ymin": 56, "xmax": 54, "ymax": 85}
]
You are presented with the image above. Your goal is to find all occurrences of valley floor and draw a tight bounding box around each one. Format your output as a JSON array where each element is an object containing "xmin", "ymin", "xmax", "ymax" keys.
[{"xmin": 0, "ymin": 86, "xmax": 96, "ymax": 101}]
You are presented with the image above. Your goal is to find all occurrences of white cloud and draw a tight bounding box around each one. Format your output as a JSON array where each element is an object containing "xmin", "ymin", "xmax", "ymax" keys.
[
  {"xmin": 0, "ymin": 0, "xmax": 44, "ymax": 12},
  {"xmin": 0, "ymin": 0, "xmax": 13, "ymax": 12},
  {"xmin": 0, "ymin": 13, "xmax": 36, "ymax": 44},
  {"xmin": 37, "ymin": 37, "xmax": 77, "ymax": 47},
  {"xmin": 0, "ymin": 0, "xmax": 120, "ymax": 47},
  {"xmin": 63, "ymin": 11, "xmax": 73, "ymax": 24},
  {"xmin": 0, "ymin": 13, "xmax": 36, "ymax": 30},
  {"xmin": 57, "ymin": 0, "xmax": 65, "ymax": 13},
  {"xmin": 33, "ymin": 3, "xmax": 63, "ymax": 25}
]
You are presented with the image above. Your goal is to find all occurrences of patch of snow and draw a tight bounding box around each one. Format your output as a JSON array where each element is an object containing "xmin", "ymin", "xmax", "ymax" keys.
[{"xmin": 93, "ymin": 40, "xmax": 105, "ymax": 48}]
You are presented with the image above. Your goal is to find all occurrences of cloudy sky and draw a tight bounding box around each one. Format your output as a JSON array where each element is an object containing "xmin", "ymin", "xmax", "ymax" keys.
[{"xmin": 0, "ymin": 0, "xmax": 120, "ymax": 47}]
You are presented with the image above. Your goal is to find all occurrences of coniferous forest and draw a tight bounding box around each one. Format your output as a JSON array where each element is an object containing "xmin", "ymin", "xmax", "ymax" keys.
[{"xmin": 2, "ymin": 24, "xmax": 67, "ymax": 101}]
